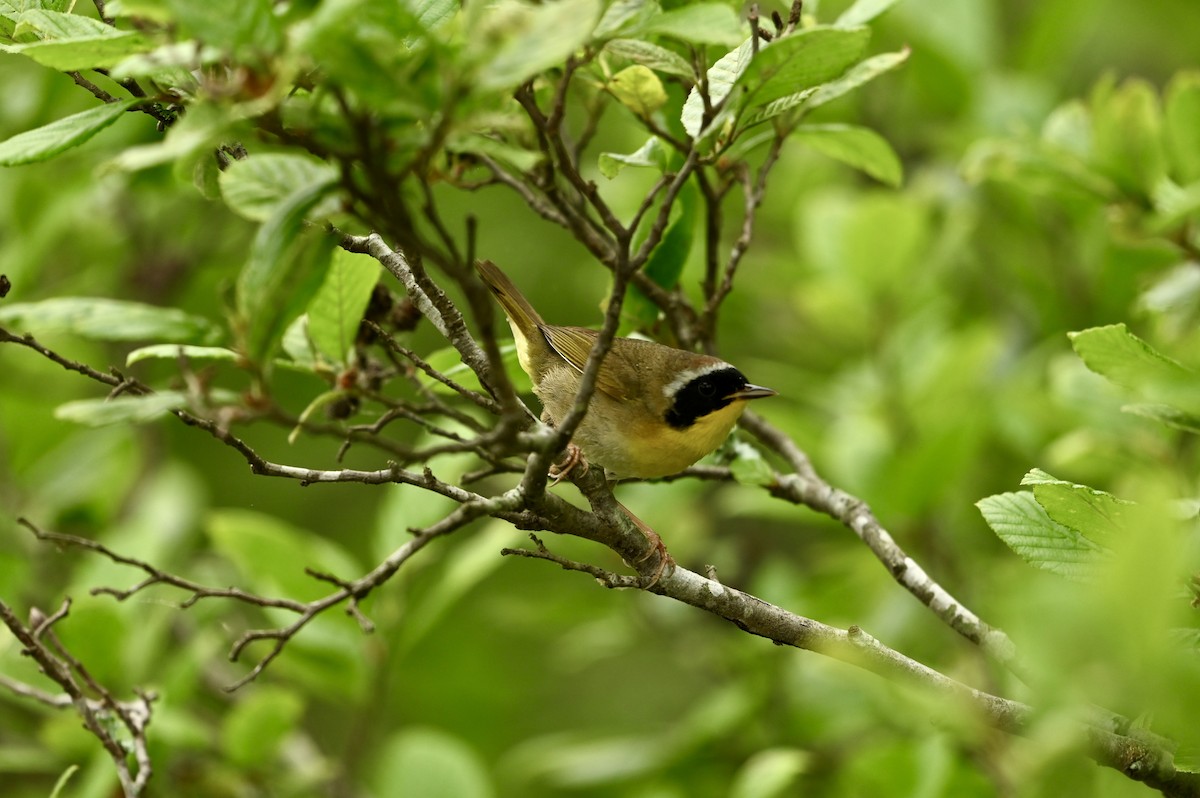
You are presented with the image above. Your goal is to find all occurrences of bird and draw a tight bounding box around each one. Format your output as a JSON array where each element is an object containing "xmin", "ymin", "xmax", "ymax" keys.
[{"xmin": 475, "ymin": 260, "xmax": 776, "ymax": 480}]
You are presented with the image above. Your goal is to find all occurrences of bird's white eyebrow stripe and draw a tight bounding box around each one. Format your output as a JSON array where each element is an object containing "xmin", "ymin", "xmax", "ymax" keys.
[{"xmin": 662, "ymin": 362, "xmax": 734, "ymax": 397}]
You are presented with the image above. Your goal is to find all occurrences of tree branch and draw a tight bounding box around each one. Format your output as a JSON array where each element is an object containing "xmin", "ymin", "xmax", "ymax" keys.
[{"xmin": 503, "ymin": 536, "xmax": 1199, "ymax": 796}]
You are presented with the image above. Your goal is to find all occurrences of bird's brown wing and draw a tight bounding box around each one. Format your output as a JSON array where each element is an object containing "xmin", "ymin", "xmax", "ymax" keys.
[{"xmin": 539, "ymin": 325, "xmax": 632, "ymax": 401}]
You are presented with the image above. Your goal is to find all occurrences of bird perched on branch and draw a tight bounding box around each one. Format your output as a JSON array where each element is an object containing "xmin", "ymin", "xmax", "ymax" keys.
[{"xmin": 476, "ymin": 259, "xmax": 776, "ymax": 480}]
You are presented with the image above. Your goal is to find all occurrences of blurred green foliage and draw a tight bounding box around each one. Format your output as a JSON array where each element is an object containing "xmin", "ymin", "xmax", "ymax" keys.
[{"xmin": 1, "ymin": 0, "xmax": 1199, "ymax": 796}]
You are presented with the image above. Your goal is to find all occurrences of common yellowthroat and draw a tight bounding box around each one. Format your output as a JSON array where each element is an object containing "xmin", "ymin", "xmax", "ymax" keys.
[{"xmin": 476, "ymin": 260, "xmax": 777, "ymax": 479}]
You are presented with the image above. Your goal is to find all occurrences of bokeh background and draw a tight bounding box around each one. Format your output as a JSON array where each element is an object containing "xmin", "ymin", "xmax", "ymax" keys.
[{"xmin": 2, "ymin": 0, "xmax": 1200, "ymax": 795}]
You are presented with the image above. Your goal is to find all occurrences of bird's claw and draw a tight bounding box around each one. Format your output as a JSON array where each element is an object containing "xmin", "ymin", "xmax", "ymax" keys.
[
  {"xmin": 635, "ymin": 527, "xmax": 673, "ymax": 588},
  {"xmin": 548, "ymin": 443, "xmax": 588, "ymax": 485}
]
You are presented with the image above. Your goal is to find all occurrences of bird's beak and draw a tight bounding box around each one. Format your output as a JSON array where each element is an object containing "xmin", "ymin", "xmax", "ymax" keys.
[{"xmin": 728, "ymin": 384, "xmax": 778, "ymax": 401}]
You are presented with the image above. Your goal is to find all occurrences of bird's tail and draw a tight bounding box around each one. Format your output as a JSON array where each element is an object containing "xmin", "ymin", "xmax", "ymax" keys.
[{"xmin": 475, "ymin": 259, "xmax": 544, "ymax": 338}]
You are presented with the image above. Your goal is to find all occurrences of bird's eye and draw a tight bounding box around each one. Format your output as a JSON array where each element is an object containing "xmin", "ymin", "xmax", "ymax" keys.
[{"xmin": 697, "ymin": 379, "xmax": 716, "ymax": 398}]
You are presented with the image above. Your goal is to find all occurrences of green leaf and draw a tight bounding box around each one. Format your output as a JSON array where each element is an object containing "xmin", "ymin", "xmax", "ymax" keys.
[
  {"xmin": 681, "ymin": 38, "xmax": 753, "ymax": 138},
  {"xmin": 1020, "ymin": 468, "xmax": 1133, "ymax": 544},
  {"xmin": 0, "ymin": 99, "xmax": 137, "ymax": 166},
  {"xmin": 1068, "ymin": 323, "xmax": 1197, "ymax": 413},
  {"xmin": 3, "ymin": 9, "xmax": 150, "ymax": 69},
  {"xmin": 727, "ymin": 439, "xmax": 774, "ymax": 487},
  {"xmin": 0, "ymin": 298, "xmax": 220, "ymax": 342},
  {"xmin": 807, "ymin": 47, "xmax": 910, "ymax": 109},
  {"xmin": 412, "ymin": 0, "xmax": 459, "ymax": 32},
  {"xmin": 206, "ymin": 509, "xmax": 362, "ymax": 601},
  {"xmin": 281, "ymin": 314, "xmax": 318, "ymax": 370},
  {"xmin": 1164, "ymin": 71, "xmax": 1200, "ymax": 183},
  {"xmin": 592, "ymin": 0, "xmax": 657, "ymax": 40},
  {"xmin": 730, "ymin": 748, "xmax": 810, "ymax": 798},
  {"xmin": 1151, "ymin": 178, "xmax": 1200, "ymax": 230},
  {"xmin": 1091, "ymin": 77, "xmax": 1167, "ymax": 196},
  {"xmin": 219, "ymin": 153, "xmax": 340, "ymax": 222},
  {"xmin": 306, "ymin": 249, "xmax": 380, "ymax": 366},
  {"xmin": 738, "ymin": 87, "xmax": 818, "ymax": 128},
  {"xmin": 738, "ymin": 26, "xmax": 871, "ymax": 110},
  {"xmin": 0, "ymin": 2, "xmax": 69, "ymax": 41},
  {"xmin": 603, "ymin": 38, "xmax": 692, "ymax": 77},
  {"xmin": 976, "ymin": 491, "xmax": 1107, "ymax": 582},
  {"xmin": 126, "ymin": 344, "xmax": 241, "ymax": 367},
  {"xmin": 792, "ymin": 124, "xmax": 903, "ymax": 186},
  {"xmin": 682, "ymin": 26, "xmax": 871, "ymax": 140},
  {"xmin": 623, "ymin": 180, "xmax": 696, "ymax": 327},
  {"xmin": 607, "ymin": 64, "xmax": 668, "ymax": 117},
  {"xmin": 236, "ymin": 175, "xmax": 339, "ymax": 363},
  {"xmin": 165, "ymin": 0, "xmax": 283, "ymax": 58},
  {"xmin": 478, "ymin": 0, "xmax": 602, "ymax": 90},
  {"xmin": 399, "ymin": 521, "xmax": 515, "ymax": 651},
  {"xmin": 598, "ymin": 135, "xmax": 667, "ymax": 179},
  {"xmin": 1122, "ymin": 403, "xmax": 1200, "ymax": 434},
  {"xmin": 371, "ymin": 728, "xmax": 494, "ymax": 798},
  {"xmin": 220, "ymin": 686, "xmax": 304, "ymax": 769},
  {"xmin": 288, "ymin": 389, "xmax": 350, "ymax": 444},
  {"xmin": 55, "ymin": 391, "xmax": 189, "ymax": 427},
  {"xmin": 959, "ymin": 136, "xmax": 1118, "ymax": 201},
  {"xmin": 104, "ymin": 101, "xmax": 231, "ymax": 173},
  {"xmin": 642, "ymin": 3, "xmax": 743, "ymax": 46},
  {"xmin": 835, "ymin": 0, "xmax": 902, "ymax": 27},
  {"xmin": 421, "ymin": 342, "xmax": 532, "ymax": 396},
  {"xmin": 446, "ymin": 132, "xmax": 542, "ymax": 173}
]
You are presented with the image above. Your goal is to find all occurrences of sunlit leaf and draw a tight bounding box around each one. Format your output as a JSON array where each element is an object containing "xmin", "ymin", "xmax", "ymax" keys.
[
  {"xmin": 1020, "ymin": 468, "xmax": 1133, "ymax": 544},
  {"xmin": 0, "ymin": 99, "xmax": 137, "ymax": 166},
  {"xmin": 607, "ymin": 64, "xmax": 667, "ymax": 117},
  {"xmin": 3, "ymin": 9, "xmax": 150, "ymax": 69},
  {"xmin": 1068, "ymin": 323, "xmax": 1198, "ymax": 413},
  {"xmin": 976, "ymin": 491, "xmax": 1108, "ymax": 581},
  {"xmin": 681, "ymin": 38, "xmax": 753, "ymax": 138},
  {"xmin": 125, "ymin": 344, "xmax": 240, "ymax": 367},
  {"xmin": 598, "ymin": 135, "xmax": 667, "ymax": 179}
]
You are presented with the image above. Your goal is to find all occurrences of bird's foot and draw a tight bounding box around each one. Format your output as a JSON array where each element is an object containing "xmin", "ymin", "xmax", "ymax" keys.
[
  {"xmin": 617, "ymin": 500, "xmax": 674, "ymax": 588},
  {"xmin": 548, "ymin": 443, "xmax": 588, "ymax": 485}
]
